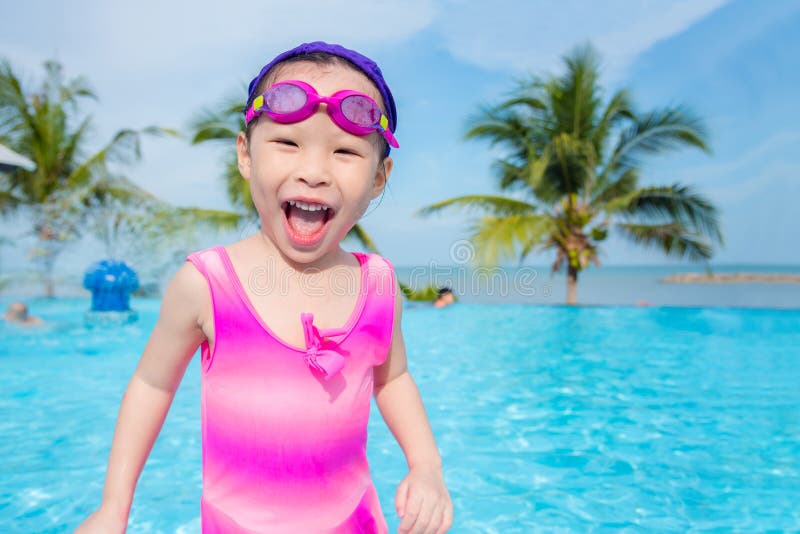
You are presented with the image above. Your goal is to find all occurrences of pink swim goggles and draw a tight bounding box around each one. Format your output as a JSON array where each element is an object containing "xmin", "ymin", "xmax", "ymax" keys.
[{"xmin": 244, "ymin": 80, "xmax": 399, "ymax": 149}]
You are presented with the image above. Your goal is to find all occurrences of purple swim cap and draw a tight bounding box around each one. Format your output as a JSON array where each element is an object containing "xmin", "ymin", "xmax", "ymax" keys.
[{"xmin": 246, "ymin": 41, "xmax": 397, "ymax": 152}]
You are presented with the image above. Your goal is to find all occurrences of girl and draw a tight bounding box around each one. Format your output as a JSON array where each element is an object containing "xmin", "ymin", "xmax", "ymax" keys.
[{"xmin": 76, "ymin": 42, "xmax": 452, "ymax": 533}]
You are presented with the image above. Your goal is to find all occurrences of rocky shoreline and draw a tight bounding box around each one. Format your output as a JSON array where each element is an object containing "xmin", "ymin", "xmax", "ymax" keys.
[{"xmin": 661, "ymin": 273, "xmax": 800, "ymax": 284}]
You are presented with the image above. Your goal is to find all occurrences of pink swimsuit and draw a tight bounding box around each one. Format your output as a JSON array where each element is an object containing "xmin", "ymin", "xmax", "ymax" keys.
[{"xmin": 186, "ymin": 246, "xmax": 395, "ymax": 533}]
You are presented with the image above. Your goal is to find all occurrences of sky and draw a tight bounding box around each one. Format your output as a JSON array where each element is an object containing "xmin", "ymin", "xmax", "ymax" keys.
[{"xmin": 1, "ymin": 0, "xmax": 799, "ymax": 273}]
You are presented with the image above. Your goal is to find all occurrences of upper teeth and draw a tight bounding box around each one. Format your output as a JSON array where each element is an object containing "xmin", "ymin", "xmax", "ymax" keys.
[{"xmin": 288, "ymin": 200, "xmax": 329, "ymax": 211}]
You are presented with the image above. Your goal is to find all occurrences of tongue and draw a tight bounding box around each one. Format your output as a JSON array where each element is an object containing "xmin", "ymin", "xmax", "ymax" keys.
[{"xmin": 287, "ymin": 204, "xmax": 327, "ymax": 236}]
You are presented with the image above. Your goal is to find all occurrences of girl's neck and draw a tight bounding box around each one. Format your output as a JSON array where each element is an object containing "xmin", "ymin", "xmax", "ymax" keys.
[{"xmin": 256, "ymin": 231, "xmax": 350, "ymax": 274}]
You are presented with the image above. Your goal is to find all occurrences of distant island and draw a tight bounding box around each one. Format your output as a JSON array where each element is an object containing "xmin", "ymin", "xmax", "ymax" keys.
[{"xmin": 661, "ymin": 273, "xmax": 800, "ymax": 284}]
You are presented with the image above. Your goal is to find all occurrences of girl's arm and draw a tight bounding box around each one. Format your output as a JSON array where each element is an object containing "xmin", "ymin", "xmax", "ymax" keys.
[
  {"xmin": 75, "ymin": 263, "xmax": 208, "ymax": 532},
  {"xmin": 373, "ymin": 277, "xmax": 453, "ymax": 534}
]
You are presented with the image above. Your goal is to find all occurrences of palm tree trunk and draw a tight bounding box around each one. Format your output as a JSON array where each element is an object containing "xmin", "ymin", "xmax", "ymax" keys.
[
  {"xmin": 44, "ymin": 254, "xmax": 56, "ymax": 298},
  {"xmin": 566, "ymin": 265, "xmax": 578, "ymax": 305}
]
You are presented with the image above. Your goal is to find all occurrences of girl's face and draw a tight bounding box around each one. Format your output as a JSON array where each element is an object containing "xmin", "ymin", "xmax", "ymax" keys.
[{"xmin": 237, "ymin": 61, "xmax": 393, "ymax": 268}]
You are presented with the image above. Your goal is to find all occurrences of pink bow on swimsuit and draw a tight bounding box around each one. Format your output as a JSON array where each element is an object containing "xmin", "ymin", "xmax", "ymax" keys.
[{"xmin": 300, "ymin": 312, "xmax": 348, "ymax": 380}]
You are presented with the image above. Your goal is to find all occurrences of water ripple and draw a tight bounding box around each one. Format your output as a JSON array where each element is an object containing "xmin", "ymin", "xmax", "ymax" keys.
[{"xmin": 1, "ymin": 300, "xmax": 798, "ymax": 531}]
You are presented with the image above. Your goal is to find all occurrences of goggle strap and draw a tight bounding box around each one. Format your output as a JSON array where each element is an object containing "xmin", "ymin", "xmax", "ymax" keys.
[{"xmin": 382, "ymin": 128, "xmax": 400, "ymax": 149}]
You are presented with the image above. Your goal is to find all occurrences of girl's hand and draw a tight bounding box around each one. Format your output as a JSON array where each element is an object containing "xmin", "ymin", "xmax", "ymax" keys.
[
  {"xmin": 395, "ymin": 465, "xmax": 453, "ymax": 534},
  {"xmin": 74, "ymin": 506, "xmax": 127, "ymax": 534}
]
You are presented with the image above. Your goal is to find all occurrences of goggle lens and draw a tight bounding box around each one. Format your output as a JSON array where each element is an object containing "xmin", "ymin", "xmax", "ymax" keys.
[
  {"xmin": 266, "ymin": 83, "xmax": 307, "ymax": 114},
  {"xmin": 341, "ymin": 95, "xmax": 382, "ymax": 127}
]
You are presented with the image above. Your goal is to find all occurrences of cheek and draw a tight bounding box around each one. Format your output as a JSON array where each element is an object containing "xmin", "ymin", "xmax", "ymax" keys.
[
  {"xmin": 247, "ymin": 173, "xmax": 276, "ymax": 215},
  {"xmin": 248, "ymin": 181, "xmax": 267, "ymax": 214},
  {"xmin": 352, "ymin": 200, "xmax": 369, "ymax": 221},
  {"xmin": 353, "ymin": 180, "xmax": 379, "ymax": 218}
]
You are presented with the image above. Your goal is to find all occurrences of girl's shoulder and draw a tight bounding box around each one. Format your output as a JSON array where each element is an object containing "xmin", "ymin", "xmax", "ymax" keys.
[
  {"xmin": 153, "ymin": 258, "xmax": 210, "ymax": 334},
  {"xmin": 184, "ymin": 244, "xmax": 226, "ymax": 266},
  {"xmin": 357, "ymin": 251, "xmax": 395, "ymax": 271},
  {"xmin": 170, "ymin": 257, "xmax": 211, "ymax": 305}
]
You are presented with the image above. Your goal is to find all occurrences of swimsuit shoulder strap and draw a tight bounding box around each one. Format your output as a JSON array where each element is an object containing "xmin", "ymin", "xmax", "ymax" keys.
[{"xmin": 355, "ymin": 252, "xmax": 397, "ymax": 366}]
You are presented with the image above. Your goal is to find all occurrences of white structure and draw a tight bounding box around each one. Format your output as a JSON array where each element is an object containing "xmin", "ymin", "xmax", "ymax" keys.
[{"xmin": 0, "ymin": 143, "xmax": 36, "ymax": 172}]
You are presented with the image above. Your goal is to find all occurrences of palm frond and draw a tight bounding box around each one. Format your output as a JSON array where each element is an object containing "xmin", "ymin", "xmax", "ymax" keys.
[
  {"xmin": 541, "ymin": 132, "xmax": 596, "ymax": 199},
  {"xmin": 59, "ymin": 71, "xmax": 96, "ymax": 104},
  {"xmin": 189, "ymin": 93, "xmax": 246, "ymax": 144},
  {"xmin": 609, "ymin": 184, "xmax": 723, "ymax": 245},
  {"xmin": 606, "ymin": 106, "xmax": 710, "ymax": 172},
  {"xmin": 524, "ymin": 144, "xmax": 551, "ymax": 191},
  {"xmin": 141, "ymin": 126, "xmax": 181, "ymax": 139},
  {"xmin": 491, "ymin": 158, "xmax": 527, "ymax": 190},
  {"xmin": 85, "ymin": 173, "xmax": 161, "ymax": 205},
  {"xmin": 591, "ymin": 88, "xmax": 633, "ymax": 155},
  {"xmin": 469, "ymin": 213, "xmax": 554, "ymax": 266},
  {"xmin": 346, "ymin": 224, "xmax": 380, "ymax": 253},
  {"xmin": 518, "ymin": 215, "xmax": 557, "ymax": 263},
  {"xmin": 65, "ymin": 129, "xmax": 141, "ymax": 188},
  {"xmin": 552, "ymin": 44, "xmax": 602, "ymax": 139},
  {"xmin": 617, "ymin": 222, "xmax": 713, "ymax": 261},
  {"xmin": 591, "ymin": 168, "xmax": 639, "ymax": 206},
  {"xmin": 0, "ymin": 61, "xmax": 35, "ymax": 140},
  {"xmin": 495, "ymin": 95, "xmax": 548, "ymax": 114},
  {"xmin": 60, "ymin": 116, "xmax": 92, "ymax": 171},
  {"xmin": 169, "ymin": 207, "xmax": 243, "ymax": 231},
  {"xmin": 191, "ymin": 122, "xmax": 240, "ymax": 143},
  {"xmin": 418, "ymin": 195, "xmax": 537, "ymax": 218},
  {"xmin": 465, "ymin": 106, "xmax": 530, "ymax": 152}
]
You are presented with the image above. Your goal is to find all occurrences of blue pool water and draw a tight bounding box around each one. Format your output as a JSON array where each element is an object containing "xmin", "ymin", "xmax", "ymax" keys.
[{"xmin": 1, "ymin": 298, "xmax": 799, "ymax": 532}]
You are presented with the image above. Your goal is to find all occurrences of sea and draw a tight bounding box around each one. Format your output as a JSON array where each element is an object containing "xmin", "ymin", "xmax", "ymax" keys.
[
  {"xmin": 395, "ymin": 264, "xmax": 800, "ymax": 309},
  {"xmin": 2, "ymin": 264, "xmax": 799, "ymax": 309}
]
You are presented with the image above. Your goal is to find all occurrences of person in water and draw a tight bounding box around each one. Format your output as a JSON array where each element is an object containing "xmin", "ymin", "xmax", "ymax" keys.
[
  {"xmin": 433, "ymin": 287, "xmax": 456, "ymax": 309},
  {"xmin": 4, "ymin": 302, "xmax": 44, "ymax": 325},
  {"xmin": 76, "ymin": 42, "xmax": 452, "ymax": 533}
]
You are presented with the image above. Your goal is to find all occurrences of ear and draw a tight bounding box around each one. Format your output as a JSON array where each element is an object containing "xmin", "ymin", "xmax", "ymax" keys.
[
  {"xmin": 236, "ymin": 132, "xmax": 252, "ymax": 181},
  {"xmin": 371, "ymin": 156, "xmax": 393, "ymax": 199}
]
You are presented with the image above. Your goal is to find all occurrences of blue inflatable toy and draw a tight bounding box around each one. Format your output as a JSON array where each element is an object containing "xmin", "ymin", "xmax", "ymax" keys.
[{"xmin": 83, "ymin": 260, "xmax": 139, "ymax": 324}]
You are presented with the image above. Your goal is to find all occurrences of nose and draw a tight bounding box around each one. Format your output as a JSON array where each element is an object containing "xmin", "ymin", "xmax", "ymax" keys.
[
  {"xmin": 294, "ymin": 148, "xmax": 331, "ymax": 188},
  {"xmin": 296, "ymin": 173, "xmax": 330, "ymax": 188}
]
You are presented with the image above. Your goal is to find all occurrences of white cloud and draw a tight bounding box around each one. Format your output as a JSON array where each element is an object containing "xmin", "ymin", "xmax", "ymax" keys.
[
  {"xmin": 713, "ymin": 161, "xmax": 800, "ymax": 205},
  {"xmin": 1, "ymin": 0, "xmax": 437, "ymax": 119},
  {"xmin": 75, "ymin": 0, "xmax": 436, "ymax": 73},
  {"xmin": 694, "ymin": 130, "xmax": 800, "ymax": 204},
  {"xmin": 670, "ymin": 130, "xmax": 800, "ymax": 191},
  {"xmin": 435, "ymin": 0, "xmax": 729, "ymax": 80}
]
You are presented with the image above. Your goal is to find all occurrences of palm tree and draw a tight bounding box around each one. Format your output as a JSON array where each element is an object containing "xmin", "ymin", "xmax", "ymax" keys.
[
  {"xmin": 0, "ymin": 59, "xmax": 241, "ymax": 296},
  {"xmin": 419, "ymin": 45, "xmax": 723, "ymax": 305}
]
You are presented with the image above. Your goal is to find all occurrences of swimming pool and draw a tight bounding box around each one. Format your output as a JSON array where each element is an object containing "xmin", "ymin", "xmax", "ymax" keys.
[{"xmin": 1, "ymin": 298, "xmax": 798, "ymax": 532}]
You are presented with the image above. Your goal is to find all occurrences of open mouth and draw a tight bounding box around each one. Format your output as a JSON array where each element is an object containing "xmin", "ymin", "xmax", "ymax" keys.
[{"xmin": 281, "ymin": 199, "xmax": 335, "ymax": 246}]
